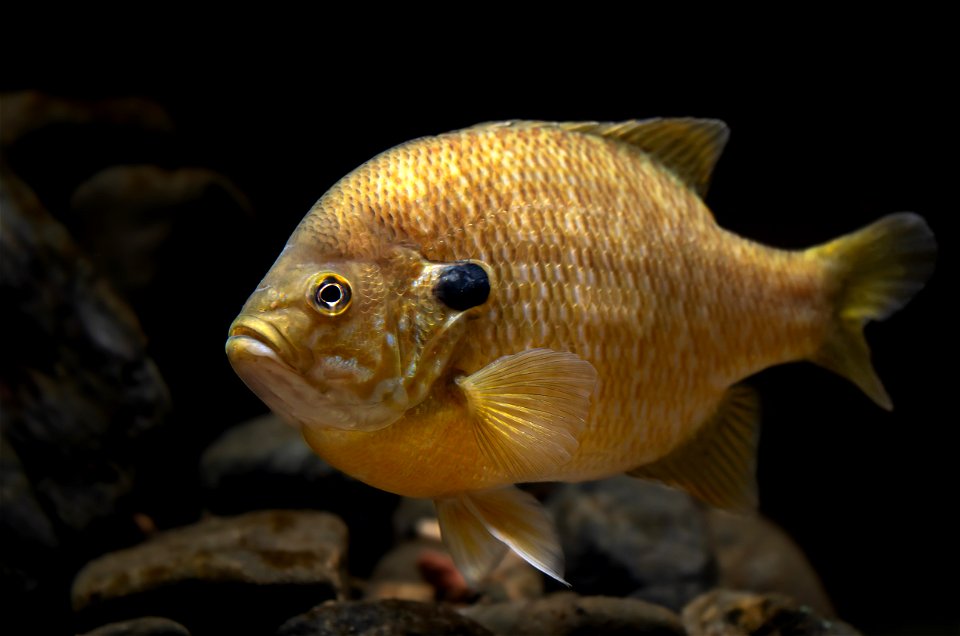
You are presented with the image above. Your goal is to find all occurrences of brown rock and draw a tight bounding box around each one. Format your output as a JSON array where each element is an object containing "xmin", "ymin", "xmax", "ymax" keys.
[
  {"xmin": 366, "ymin": 539, "xmax": 444, "ymax": 602},
  {"xmin": 706, "ymin": 509, "xmax": 834, "ymax": 616},
  {"xmin": 276, "ymin": 599, "xmax": 493, "ymax": 636},
  {"xmin": 682, "ymin": 589, "xmax": 861, "ymax": 636},
  {"xmin": 0, "ymin": 91, "xmax": 174, "ymax": 149},
  {"xmin": 200, "ymin": 413, "xmax": 399, "ymax": 577},
  {"xmin": 72, "ymin": 510, "xmax": 347, "ymax": 635},
  {"xmin": 79, "ymin": 616, "xmax": 191, "ymax": 635},
  {"xmin": 69, "ymin": 165, "xmax": 252, "ymax": 294},
  {"xmin": 461, "ymin": 592, "xmax": 684, "ymax": 636},
  {"xmin": 1, "ymin": 168, "xmax": 170, "ymax": 537}
]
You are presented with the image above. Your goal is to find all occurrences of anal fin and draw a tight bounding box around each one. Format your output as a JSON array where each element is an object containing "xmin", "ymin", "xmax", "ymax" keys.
[
  {"xmin": 629, "ymin": 384, "xmax": 760, "ymax": 512},
  {"xmin": 435, "ymin": 486, "xmax": 566, "ymax": 586}
]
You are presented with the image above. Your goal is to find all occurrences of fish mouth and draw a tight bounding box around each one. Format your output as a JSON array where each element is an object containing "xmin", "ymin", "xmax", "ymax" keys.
[{"xmin": 226, "ymin": 314, "xmax": 299, "ymax": 371}]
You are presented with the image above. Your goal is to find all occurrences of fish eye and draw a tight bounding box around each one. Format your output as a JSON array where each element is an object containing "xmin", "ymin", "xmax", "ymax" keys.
[
  {"xmin": 312, "ymin": 273, "xmax": 352, "ymax": 316},
  {"xmin": 434, "ymin": 262, "xmax": 490, "ymax": 311}
]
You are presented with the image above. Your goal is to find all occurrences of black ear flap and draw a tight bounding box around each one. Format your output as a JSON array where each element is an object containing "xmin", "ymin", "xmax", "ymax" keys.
[{"xmin": 434, "ymin": 262, "xmax": 490, "ymax": 311}]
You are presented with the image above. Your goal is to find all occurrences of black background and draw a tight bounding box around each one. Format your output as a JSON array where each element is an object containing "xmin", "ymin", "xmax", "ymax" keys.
[{"xmin": 4, "ymin": 19, "xmax": 956, "ymax": 635}]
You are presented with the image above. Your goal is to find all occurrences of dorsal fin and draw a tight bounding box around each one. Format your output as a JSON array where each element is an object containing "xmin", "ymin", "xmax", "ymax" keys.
[
  {"xmin": 467, "ymin": 118, "xmax": 730, "ymax": 196},
  {"xmin": 628, "ymin": 384, "xmax": 760, "ymax": 511}
]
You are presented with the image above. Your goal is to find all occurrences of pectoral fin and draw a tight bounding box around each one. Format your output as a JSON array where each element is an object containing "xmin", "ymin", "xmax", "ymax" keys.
[
  {"xmin": 435, "ymin": 486, "xmax": 566, "ymax": 585},
  {"xmin": 629, "ymin": 384, "xmax": 760, "ymax": 512},
  {"xmin": 456, "ymin": 349, "xmax": 597, "ymax": 479}
]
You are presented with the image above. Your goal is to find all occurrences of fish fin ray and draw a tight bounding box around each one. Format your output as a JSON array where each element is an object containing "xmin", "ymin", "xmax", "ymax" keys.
[
  {"xmin": 435, "ymin": 496, "xmax": 508, "ymax": 586},
  {"xmin": 629, "ymin": 384, "xmax": 760, "ymax": 512},
  {"xmin": 808, "ymin": 213, "xmax": 936, "ymax": 410},
  {"xmin": 457, "ymin": 349, "xmax": 597, "ymax": 479},
  {"xmin": 464, "ymin": 487, "xmax": 567, "ymax": 585},
  {"xmin": 465, "ymin": 118, "xmax": 729, "ymax": 196}
]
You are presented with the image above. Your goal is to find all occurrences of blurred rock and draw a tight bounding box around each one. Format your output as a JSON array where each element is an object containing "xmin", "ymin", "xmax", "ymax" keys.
[
  {"xmin": 200, "ymin": 413, "xmax": 398, "ymax": 576},
  {"xmin": 69, "ymin": 165, "xmax": 252, "ymax": 294},
  {"xmin": 682, "ymin": 589, "xmax": 861, "ymax": 636},
  {"xmin": 0, "ymin": 91, "xmax": 174, "ymax": 149},
  {"xmin": 79, "ymin": 617, "xmax": 191, "ymax": 636},
  {"xmin": 0, "ymin": 169, "xmax": 170, "ymax": 546},
  {"xmin": 72, "ymin": 510, "xmax": 347, "ymax": 636},
  {"xmin": 547, "ymin": 476, "xmax": 714, "ymax": 610},
  {"xmin": 706, "ymin": 509, "xmax": 834, "ymax": 616},
  {"xmin": 0, "ymin": 92, "xmax": 177, "ymax": 223},
  {"xmin": 392, "ymin": 497, "xmax": 438, "ymax": 541},
  {"xmin": 276, "ymin": 599, "xmax": 493, "ymax": 636},
  {"xmin": 0, "ymin": 433, "xmax": 63, "ymax": 630},
  {"xmin": 461, "ymin": 592, "xmax": 684, "ymax": 636},
  {"xmin": 366, "ymin": 540, "xmax": 441, "ymax": 602}
]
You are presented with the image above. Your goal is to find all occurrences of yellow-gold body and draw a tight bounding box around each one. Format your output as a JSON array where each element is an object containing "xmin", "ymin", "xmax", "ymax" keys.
[{"xmin": 226, "ymin": 120, "xmax": 935, "ymax": 582}]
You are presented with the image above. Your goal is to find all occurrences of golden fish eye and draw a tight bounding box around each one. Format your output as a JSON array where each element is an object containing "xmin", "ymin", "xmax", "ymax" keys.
[{"xmin": 311, "ymin": 273, "xmax": 352, "ymax": 316}]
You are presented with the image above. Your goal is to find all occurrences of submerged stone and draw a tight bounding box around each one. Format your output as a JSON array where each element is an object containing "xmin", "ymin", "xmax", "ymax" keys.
[
  {"xmin": 461, "ymin": 592, "xmax": 683, "ymax": 636},
  {"xmin": 276, "ymin": 599, "xmax": 493, "ymax": 636},
  {"xmin": 72, "ymin": 510, "xmax": 347, "ymax": 635},
  {"xmin": 548, "ymin": 476, "xmax": 715, "ymax": 610},
  {"xmin": 682, "ymin": 589, "xmax": 861, "ymax": 636}
]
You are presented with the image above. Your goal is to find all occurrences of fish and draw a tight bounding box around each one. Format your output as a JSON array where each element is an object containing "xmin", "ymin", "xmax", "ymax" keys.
[{"xmin": 225, "ymin": 119, "xmax": 936, "ymax": 585}]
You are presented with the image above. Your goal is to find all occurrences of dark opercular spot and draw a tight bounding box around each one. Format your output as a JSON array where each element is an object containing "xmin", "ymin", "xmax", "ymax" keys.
[{"xmin": 434, "ymin": 263, "xmax": 490, "ymax": 311}]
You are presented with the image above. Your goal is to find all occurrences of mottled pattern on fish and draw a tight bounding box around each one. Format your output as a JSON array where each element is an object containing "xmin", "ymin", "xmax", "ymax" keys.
[{"xmin": 297, "ymin": 124, "xmax": 825, "ymax": 497}]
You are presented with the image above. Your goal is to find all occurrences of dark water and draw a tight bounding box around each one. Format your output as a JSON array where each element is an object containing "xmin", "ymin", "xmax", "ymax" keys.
[{"xmin": 1, "ymin": 62, "xmax": 955, "ymax": 635}]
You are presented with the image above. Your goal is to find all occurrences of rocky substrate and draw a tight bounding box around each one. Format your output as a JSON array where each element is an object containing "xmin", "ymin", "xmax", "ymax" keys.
[
  {"xmin": 65, "ymin": 450, "xmax": 856, "ymax": 634},
  {"xmin": 2, "ymin": 91, "xmax": 861, "ymax": 635}
]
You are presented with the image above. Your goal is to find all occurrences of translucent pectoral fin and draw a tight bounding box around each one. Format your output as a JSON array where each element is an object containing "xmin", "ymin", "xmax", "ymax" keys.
[
  {"xmin": 456, "ymin": 349, "xmax": 597, "ymax": 479},
  {"xmin": 435, "ymin": 486, "xmax": 567, "ymax": 586},
  {"xmin": 629, "ymin": 384, "xmax": 760, "ymax": 512}
]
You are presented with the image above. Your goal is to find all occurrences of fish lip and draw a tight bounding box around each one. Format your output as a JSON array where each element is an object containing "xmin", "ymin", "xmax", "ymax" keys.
[{"xmin": 227, "ymin": 314, "xmax": 298, "ymax": 370}]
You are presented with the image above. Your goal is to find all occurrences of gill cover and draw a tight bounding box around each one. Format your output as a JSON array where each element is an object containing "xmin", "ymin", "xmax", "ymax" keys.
[{"xmin": 227, "ymin": 243, "xmax": 494, "ymax": 433}]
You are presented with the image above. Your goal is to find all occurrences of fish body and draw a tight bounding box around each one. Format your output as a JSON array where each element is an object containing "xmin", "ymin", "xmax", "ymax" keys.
[{"xmin": 226, "ymin": 119, "xmax": 935, "ymax": 583}]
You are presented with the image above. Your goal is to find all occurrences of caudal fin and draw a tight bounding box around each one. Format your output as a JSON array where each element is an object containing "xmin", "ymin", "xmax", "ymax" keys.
[{"xmin": 809, "ymin": 213, "xmax": 936, "ymax": 410}]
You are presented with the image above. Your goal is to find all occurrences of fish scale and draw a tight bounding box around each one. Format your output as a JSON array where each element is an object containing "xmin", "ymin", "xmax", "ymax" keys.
[
  {"xmin": 228, "ymin": 119, "xmax": 935, "ymax": 583},
  {"xmin": 291, "ymin": 126, "xmax": 817, "ymax": 492}
]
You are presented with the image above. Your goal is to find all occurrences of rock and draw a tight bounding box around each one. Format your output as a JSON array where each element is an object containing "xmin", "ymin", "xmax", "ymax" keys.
[
  {"xmin": 547, "ymin": 476, "xmax": 715, "ymax": 610},
  {"xmin": 275, "ymin": 599, "xmax": 493, "ymax": 636},
  {"xmin": 79, "ymin": 617, "xmax": 191, "ymax": 636},
  {"xmin": 682, "ymin": 589, "xmax": 861, "ymax": 636},
  {"xmin": 0, "ymin": 91, "xmax": 174, "ymax": 149},
  {"xmin": 366, "ymin": 540, "xmax": 442, "ymax": 602},
  {"xmin": 0, "ymin": 433, "xmax": 64, "ymax": 631},
  {"xmin": 200, "ymin": 413, "xmax": 398, "ymax": 576},
  {"xmin": 392, "ymin": 497, "xmax": 438, "ymax": 541},
  {"xmin": 72, "ymin": 510, "xmax": 347, "ymax": 636},
  {"xmin": 69, "ymin": 165, "xmax": 252, "ymax": 295},
  {"xmin": 0, "ymin": 92, "xmax": 178, "ymax": 231},
  {"xmin": 706, "ymin": 509, "xmax": 835, "ymax": 616},
  {"xmin": 461, "ymin": 592, "xmax": 684, "ymax": 636},
  {"xmin": 0, "ymin": 169, "xmax": 170, "ymax": 544}
]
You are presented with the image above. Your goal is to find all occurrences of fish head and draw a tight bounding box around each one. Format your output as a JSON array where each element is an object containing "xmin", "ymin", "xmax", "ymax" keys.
[{"xmin": 226, "ymin": 233, "xmax": 492, "ymax": 433}]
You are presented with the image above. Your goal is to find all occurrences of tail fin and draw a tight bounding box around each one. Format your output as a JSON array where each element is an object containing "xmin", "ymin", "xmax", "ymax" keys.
[{"xmin": 808, "ymin": 213, "xmax": 936, "ymax": 410}]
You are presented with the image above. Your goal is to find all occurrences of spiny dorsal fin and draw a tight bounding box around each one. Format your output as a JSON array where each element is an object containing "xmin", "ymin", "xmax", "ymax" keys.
[
  {"xmin": 628, "ymin": 384, "xmax": 760, "ymax": 511},
  {"xmin": 468, "ymin": 118, "xmax": 729, "ymax": 196}
]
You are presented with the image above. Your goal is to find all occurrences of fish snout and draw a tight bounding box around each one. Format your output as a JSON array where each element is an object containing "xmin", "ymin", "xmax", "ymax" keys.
[{"xmin": 226, "ymin": 314, "xmax": 302, "ymax": 371}]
